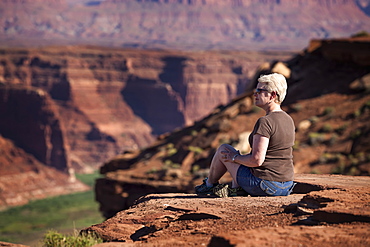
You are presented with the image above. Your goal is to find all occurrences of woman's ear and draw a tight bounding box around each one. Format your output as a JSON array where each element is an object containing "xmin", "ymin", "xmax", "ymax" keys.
[{"xmin": 271, "ymin": 91, "xmax": 277, "ymax": 99}]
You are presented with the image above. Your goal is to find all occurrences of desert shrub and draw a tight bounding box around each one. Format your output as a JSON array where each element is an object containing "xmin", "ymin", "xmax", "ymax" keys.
[
  {"xmin": 328, "ymin": 133, "xmax": 339, "ymax": 146},
  {"xmin": 310, "ymin": 169, "xmax": 321, "ymax": 174},
  {"xmin": 320, "ymin": 123, "xmax": 333, "ymax": 133},
  {"xmin": 319, "ymin": 152, "xmax": 343, "ymax": 164},
  {"xmin": 292, "ymin": 140, "xmax": 300, "ymax": 150},
  {"xmin": 146, "ymin": 168, "xmax": 158, "ymax": 174},
  {"xmin": 167, "ymin": 148, "xmax": 177, "ymax": 156},
  {"xmin": 190, "ymin": 130, "xmax": 198, "ymax": 136},
  {"xmin": 291, "ymin": 103, "xmax": 303, "ymax": 112},
  {"xmin": 308, "ymin": 132, "xmax": 325, "ymax": 146},
  {"xmin": 335, "ymin": 123, "xmax": 348, "ymax": 134},
  {"xmin": 308, "ymin": 116, "xmax": 319, "ymax": 124},
  {"xmin": 42, "ymin": 230, "xmax": 102, "ymax": 247},
  {"xmin": 331, "ymin": 162, "xmax": 346, "ymax": 174},
  {"xmin": 192, "ymin": 164, "xmax": 200, "ymax": 173},
  {"xmin": 350, "ymin": 129, "xmax": 362, "ymax": 139},
  {"xmin": 348, "ymin": 166, "xmax": 359, "ymax": 176},
  {"xmin": 251, "ymin": 105, "xmax": 261, "ymax": 113},
  {"xmin": 353, "ymin": 109, "xmax": 361, "ymax": 118},
  {"xmin": 189, "ymin": 146, "xmax": 204, "ymax": 154},
  {"xmin": 200, "ymin": 128, "xmax": 208, "ymax": 134},
  {"xmin": 164, "ymin": 159, "xmax": 181, "ymax": 169},
  {"xmin": 360, "ymin": 100, "xmax": 370, "ymax": 113},
  {"xmin": 165, "ymin": 143, "xmax": 177, "ymax": 156},
  {"xmin": 322, "ymin": 107, "xmax": 335, "ymax": 117}
]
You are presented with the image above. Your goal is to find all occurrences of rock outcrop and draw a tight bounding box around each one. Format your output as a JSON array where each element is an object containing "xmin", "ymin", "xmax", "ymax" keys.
[
  {"xmin": 1, "ymin": 0, "xmax": 369, "ymax": 50},
  {"xmin": 83, "ymin": 174, "xmax": 370, "ymax": 246},
  {"xmin": 94, "ymin": 37, "xmax": 370, "ymax": 218}
]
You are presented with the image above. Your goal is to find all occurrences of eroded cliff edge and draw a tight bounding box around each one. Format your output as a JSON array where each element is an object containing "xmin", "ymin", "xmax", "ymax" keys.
[{"xmin": 84, "ymin": 174, "xmax": 370, "ymax": 246}]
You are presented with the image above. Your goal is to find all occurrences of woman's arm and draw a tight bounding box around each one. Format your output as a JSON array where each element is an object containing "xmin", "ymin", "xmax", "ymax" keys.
[{"xmin": 233, "ymin": 134, "xmax": 269, "ymax": 167}]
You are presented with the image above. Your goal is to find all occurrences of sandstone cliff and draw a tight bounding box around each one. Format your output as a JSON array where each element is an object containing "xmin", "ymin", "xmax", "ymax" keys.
[
  {"xmin": 1, "ymin": 0, "xmax": 369, "ymax": 50},
  {"xmin": 0, "ymin": 85, "xmax": 69, "ymax": 172},
  {"xmin": 0, "ymin": 84, "xmax": 92, "ymax": 210},
  {"xmin": 0, "ymin": 47, "xmax": 292, "ymax": 172},
  {"xmin": 94, "ymin": 37, "xmax": 370, "ymax": 218}
]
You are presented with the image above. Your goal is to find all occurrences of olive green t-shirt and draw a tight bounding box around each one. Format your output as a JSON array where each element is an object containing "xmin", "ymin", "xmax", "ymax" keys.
[{"xmin": 249, "ymin": 111, "xmax": 295, "ymax": 182}]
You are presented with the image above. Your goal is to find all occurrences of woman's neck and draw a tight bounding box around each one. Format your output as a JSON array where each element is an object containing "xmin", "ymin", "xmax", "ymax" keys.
[{"xmin": 264, "ymin": 103, "xmax": 282, "ymax": 115}]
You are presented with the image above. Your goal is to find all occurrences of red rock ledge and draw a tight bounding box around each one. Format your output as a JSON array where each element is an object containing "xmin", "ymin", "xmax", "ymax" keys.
[{"xmin": 84, "ymin": 174, "xmax": 370, "ymax": 246}]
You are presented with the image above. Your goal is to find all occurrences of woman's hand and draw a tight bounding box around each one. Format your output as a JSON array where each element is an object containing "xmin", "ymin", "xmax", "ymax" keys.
[{"xmin": 220, "ymin": 146, "xmax": 240, "ymax": 163}]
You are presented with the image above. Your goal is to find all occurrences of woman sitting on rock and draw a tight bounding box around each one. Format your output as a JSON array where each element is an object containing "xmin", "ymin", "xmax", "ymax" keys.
[{"xmin": 195, "ymin": 73, "xmax": 296, "ymax": 197}]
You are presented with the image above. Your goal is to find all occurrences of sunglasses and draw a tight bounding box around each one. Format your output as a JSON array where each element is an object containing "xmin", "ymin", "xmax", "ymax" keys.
[{"xmin": 254, "ymin": 88, "xmax": 270, "ymax": 94}]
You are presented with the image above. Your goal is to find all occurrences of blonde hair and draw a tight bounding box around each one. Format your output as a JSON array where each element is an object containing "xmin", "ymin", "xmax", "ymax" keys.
[{"xmin": 258, "ymin": 73, "xmax": 287, "ymax": 104}]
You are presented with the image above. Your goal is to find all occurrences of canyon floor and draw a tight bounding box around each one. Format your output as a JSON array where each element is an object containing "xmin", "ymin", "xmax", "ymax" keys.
[{"xmin": 84, "ymin": 174, "xmax": 370, "ymax": 247}]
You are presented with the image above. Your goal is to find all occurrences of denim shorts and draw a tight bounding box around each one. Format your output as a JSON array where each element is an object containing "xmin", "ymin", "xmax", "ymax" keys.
[{"xmin": 236, "ymin": 165, "xmax": 295, "ymax": 196}]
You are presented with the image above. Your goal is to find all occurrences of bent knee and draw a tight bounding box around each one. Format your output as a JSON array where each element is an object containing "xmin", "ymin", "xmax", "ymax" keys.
[{"xmin": 218, "ymin": 143, "xmax": 235, "ymax": 153}]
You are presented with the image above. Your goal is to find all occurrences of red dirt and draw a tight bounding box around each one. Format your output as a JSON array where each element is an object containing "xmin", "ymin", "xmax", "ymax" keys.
[{"xmin": 85, "ymin": 174, "xmax": 370, "ymax": 247}]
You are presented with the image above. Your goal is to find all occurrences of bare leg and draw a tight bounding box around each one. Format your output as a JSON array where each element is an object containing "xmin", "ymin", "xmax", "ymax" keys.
[{"xmin": 208, "ymin": 144, "xmax": 241, "ymax": 188}]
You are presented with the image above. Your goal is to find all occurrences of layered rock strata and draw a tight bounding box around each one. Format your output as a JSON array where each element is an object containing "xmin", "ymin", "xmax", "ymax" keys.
[
  {"xmin": 0, "ymin": 47, "xmax": 292, "ymax": 171},
  {"xmin": 0, "ymin": 85, "xmax": 69, "ymax": 173},
  {"xmin": 1, "ymin": 0, "xmax": 369, "ymax": 50}
]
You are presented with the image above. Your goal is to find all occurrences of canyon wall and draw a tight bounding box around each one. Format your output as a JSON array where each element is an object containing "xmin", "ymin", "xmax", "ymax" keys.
[
  {"xmin": 0, "ymin": 86, "xmax": 69, "ymax": 172},
  {"xmin": 0, "ymin": 46, "xmax": 293, "ymax": 172},
  {"xmin": 0, "ymin": 0, "xmax": 369, "ymax": 50},
  {"xmin": 0, "ymin": 86, "xmax": 89, "ymax": 210}
]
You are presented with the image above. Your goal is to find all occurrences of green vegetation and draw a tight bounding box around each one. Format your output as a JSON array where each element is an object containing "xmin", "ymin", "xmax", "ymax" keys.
[
  {"xmin": 0, "ymin": 172, "xmax": 104, "ymax": 246},
  {"xmin": 42, "ymin": 230, "xmax": 102, "ymax": 247},
  {"xmin": 319, "ymin": 123, "xmax": 333, "ymax": 133},
  {"xmin": 335, "ymin": 123, "xmax": 348, "ymax": 134},
  {"xmin": 164, "ymin": 159, "xmax": 181, "ymax": 169},
  {"xmin": 291, "ymin": 103, "xmax": 303, "ymax": 112},
  {"xmin": 189, "ymin": 146, "xmax": 204, "ymax": 155},
  {"xmin": 313, "ymin": 152, "xmax": 370, "ymax": 176},
  {"xmin": 190, "ymin": 130, "xmax": 198, "ymax": 136},
  {"xmin": 191, "ymin": 164, "xmax": 200, "ymax": 173},
  {"xmin": 166, "ymin": 143, "xmax": 178, "ymax": 156},
  {"xmin": 308, "ymin": 116, "xmax": 319, "ymax": 125},
  {"xmin": 322, "ymin": 107, "xmax": 335, "ymax": 117},
  {"xmin": 307, "ymin": 132, "xmax": 325, "ymax": 146},
  {"xmin": 251, "ymin": 105, "xmax": 262, "ymax": 113},
  {"xmin": 351, "ymin": 30, "xmax": 370, "ymax": 38}
]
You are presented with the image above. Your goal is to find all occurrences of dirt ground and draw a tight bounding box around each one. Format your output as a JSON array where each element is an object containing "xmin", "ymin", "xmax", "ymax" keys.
[{"xmin": 85, "ymin": 174, "xmax": 370, "ymax": 247}]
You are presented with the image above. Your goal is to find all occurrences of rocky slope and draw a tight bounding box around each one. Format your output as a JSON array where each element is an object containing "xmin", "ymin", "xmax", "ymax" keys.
[
  {"xmin": 84, "ymin": 174, "xmax": 370, "ymax": 246},
  {"xmin": 0, "ymin": 0, "xmax": 369, "ymax": 50},
  {"xmin": 94, "ymin": 37, "xmax": 370, "ymax": 218}
]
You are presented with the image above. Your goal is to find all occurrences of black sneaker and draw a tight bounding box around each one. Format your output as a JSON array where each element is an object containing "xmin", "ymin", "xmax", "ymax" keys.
[
  {"xmin": 195, "ymin": 178, "xmax": 219, "ymax": 195},
  {"xmin": 228, "ymin": 186, "xmax": 249, "ymax": 197},
  {"xmin": 213, "ymin": 184, "xmax": 229, "ymax": 198}
]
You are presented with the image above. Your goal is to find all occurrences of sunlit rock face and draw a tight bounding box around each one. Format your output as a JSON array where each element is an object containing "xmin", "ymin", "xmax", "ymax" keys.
[{"xmin": 0, "ymin": 46, "xmax": 292, "ymax": 170}]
